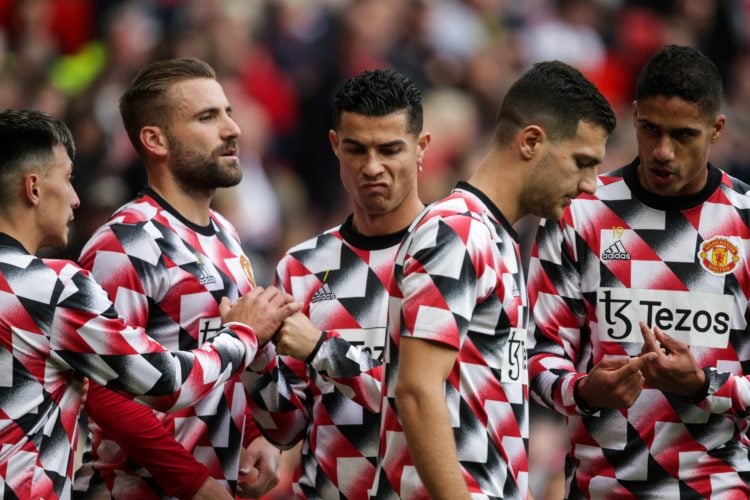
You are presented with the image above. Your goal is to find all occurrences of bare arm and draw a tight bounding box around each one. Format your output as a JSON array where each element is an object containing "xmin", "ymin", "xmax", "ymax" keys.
[{"xmin": 395, "ymin": 336, "xmax": 470, "ymax": 500}]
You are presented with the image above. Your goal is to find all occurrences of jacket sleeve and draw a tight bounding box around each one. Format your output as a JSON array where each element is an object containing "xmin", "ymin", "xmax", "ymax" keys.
[
  {"xmin": 84, "ymin": 382, "xmax": 211, "ymax": 499},
  {"xmin": 528, "ymin": 217, "xmax": 590, "ymax": 417},
  {"xmin": 49, "ymin": 260, "xmax": 258, "ymax": 413}
]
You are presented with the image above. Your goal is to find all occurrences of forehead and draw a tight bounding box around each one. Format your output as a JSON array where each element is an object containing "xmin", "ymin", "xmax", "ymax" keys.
[
  {"xmin": 169, "ymin": 78, "xmax": 229, "ymax": 116},
  {"xmin": 560, "ymin": 120, "xmax": 608, "ymax": 157},
  {"xmin": 337, "ymin": 110, "xmax": 412, "ymax": 140},
  {"xmin": 635, "ymin": 95, "xmax": 710, "ymax": 127},
  {"xmin": 48, "ymin": 143, "xmax": 73, "ymax": 173}
]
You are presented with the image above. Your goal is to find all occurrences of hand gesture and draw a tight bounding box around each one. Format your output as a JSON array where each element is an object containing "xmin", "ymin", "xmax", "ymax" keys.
[
  {"xmin": 275, "ymin": 312, "xmax": 324, "ymax": 361},
  {"xmin": 576, "ymin": 352, "xmax": 656, "ymax": 409},
  {"xmin": 236, "ymin": 437, "xmax": 281, "ymax": 498},
  {"xmin": 638, "ymin": 321, "xmax": 706, "ymax": 398},
  {"xmin": 220, "ymin": 287, "xmax": 301, "ymax": 345}
]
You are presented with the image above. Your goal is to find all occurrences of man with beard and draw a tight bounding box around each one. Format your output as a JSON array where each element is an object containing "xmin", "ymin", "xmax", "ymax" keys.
[{"xmin": 73, "ymin": 58, "xmax": 283, "ymax": 499}]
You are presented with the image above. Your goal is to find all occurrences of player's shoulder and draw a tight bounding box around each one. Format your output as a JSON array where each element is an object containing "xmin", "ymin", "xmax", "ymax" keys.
[{"xmin": 282, "ymin": 224, "xmax": 343, "ymax": 257}]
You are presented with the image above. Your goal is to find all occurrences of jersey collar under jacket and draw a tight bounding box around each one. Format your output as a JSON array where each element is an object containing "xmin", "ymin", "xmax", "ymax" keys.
[
  {"xmin": 622, "ymin": 157, "xmax": 722, "ymax": 211},
  {"xmin": 339, "ymin": 213, "xmax": 412, "ymax": 251},
  {"xmin": 140, "ymin": 187, "xmax": 217, "ymax": 236},
  {"xmin": 455, "ymin": 181, "xmax": 520, "ymax": 243},
  {"xmin": 0, "ymin": 233, "xmax": 30, "ymax": 254}
]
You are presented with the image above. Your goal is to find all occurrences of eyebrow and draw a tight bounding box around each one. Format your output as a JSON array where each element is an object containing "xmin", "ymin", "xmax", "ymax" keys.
[
  {"xmin": 574, "ymin": 154, "xmax": 602, "ymax": 168},
  {"xmin": 191, "ymin": 105, "xmax": 232, "ymax": 118},
  {"xmin": 341, "ymin": 138, "xmax": 407, "ymax": 148},
  {"xmin": 638, "ymin": 118, "xmax": 700, "ymax": 135}
]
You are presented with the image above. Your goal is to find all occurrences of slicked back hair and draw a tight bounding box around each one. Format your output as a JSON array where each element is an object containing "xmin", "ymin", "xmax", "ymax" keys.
[
  {"xmin": 333, "ymin": 69, "xmax": 423, "ymax": 136},
  {"xmin": 636, "ymin": 44, "xmax": 722, "ymax": 119},
  {"xmin": 0, "ymin": 108, "xmax": 75, "ymax": 210},
  {"xmin": 119, "ymin": 58, "xmax": 216, "ymax": 157},
  {"xmin": 494, "ymin": 60, "xmax": 616, "ymax": 146}
]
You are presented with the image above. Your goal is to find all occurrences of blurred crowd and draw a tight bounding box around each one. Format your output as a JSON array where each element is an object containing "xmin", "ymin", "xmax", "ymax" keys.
[{"xmin": 1, "ymin": 0, "xmax": 749, "ymax": 498}]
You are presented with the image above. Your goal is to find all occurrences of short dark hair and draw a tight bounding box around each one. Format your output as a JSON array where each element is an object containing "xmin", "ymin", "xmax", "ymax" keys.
[
  {"xmin": 494, "ymin": 60, "xmax": 616, "ymax": 145},
  {"xmin": 0, "ymin": 108, "xmax": 76, "ymax": 209},
  {"xmin": 636, "ymin": 44, "xmax": 722, "ymax": 118},
  {"xmin": 119, "ymin": 58, "xmax": 216, "ymax": 157},
  {"xmin": 333, "ymin": 69, "xmax": 423, "ymax": 136}
]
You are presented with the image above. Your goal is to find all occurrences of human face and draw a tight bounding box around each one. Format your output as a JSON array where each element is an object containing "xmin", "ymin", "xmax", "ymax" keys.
[
  {"xmin": 165, "ymin": 78, "xmax": 243, "ymax": 196},
  {"xmin": 330, "ymin": 111, "xmax": 429, "ymax": 226},
  {"xmin": 520, "ymin": 121, "xmax": 607, "ymax": 220},
  {"xmin": 37, "ymin": 144, "xmax": 80, "ymax": 249},
  {"xmin": 633, "ymin": 95, "xmax": 725, "ymax": 196}
]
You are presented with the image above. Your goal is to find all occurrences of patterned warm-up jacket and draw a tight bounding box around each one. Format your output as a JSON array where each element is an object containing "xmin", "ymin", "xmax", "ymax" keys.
[
  {"xmin": 74, "ymin": 188, "xmax": 258, "ymax": 498},
  {"xmin": 529, "ymin": 159, "xmax": 750, "ymax": 499},
  {"xmin": 249, "ymin": 215, "xmax": 398, "ymax": 499},
  {"xmin": 0, "ymin": 232, "xmax": 255, "ymax": 499},
  {"xmin": 372, "ymin": 182, "xmax": 529, "ymax": 499}
]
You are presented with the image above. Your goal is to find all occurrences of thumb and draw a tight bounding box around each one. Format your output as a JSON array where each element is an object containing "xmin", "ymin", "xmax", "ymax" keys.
[{"xmin": 219, "ymin": 296, "xmax": 231, "ymax": 317}]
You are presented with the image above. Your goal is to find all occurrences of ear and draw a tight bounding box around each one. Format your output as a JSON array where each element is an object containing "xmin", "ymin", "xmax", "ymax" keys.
[
  {"xmin": 328, "ymin": 129, "xmax": 340, "ymax": 158},
  {"xmin": 710, "ymin": 114, "xmax": 726, "ymax": 143},
  {"xmin": 140, "ymin": 126, "xmax": 169, "ymax": 157},
  {"xmin": 518, "ymin": 125, "xmax": 544, "ymax": 160},
  {"xmin": 416, "ymin": 131, "xmax": 431, "ymax": 162},
  {"xmin": 23, "ymin": 173, "xmax": 42, "ymax": 206}
]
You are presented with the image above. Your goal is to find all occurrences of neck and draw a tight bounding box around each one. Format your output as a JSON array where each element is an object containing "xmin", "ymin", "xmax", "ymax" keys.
[
  {"xmin": 147, "ymin": 172, "xmax": 213, "ymax": 226},
  {"xmin": 0, "ymin": 208, "xmax": 40, "ymax": 254},
  {"xmin": 466, "ymin": 147, "xmax": 526, "ymax": 225},
  {"xmin": 351, "ymin": 195, "xmax": 424, "ymax": 237}
]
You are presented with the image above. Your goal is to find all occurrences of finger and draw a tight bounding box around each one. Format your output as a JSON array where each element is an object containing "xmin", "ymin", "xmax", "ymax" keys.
[
  {"xmin": 652, "ymin": 326, "xmax": 684, "ymax": 352},
  {"xmin": 617, "ymin": 352, "xmax": 656, "ymax": 377},
  {"xmin": 639, "ymin": 321, "xmax": 660, "ymax": 351},
  {"xmin": 595, "ymin": 356, "xmax": 630, "ymax": 370}
]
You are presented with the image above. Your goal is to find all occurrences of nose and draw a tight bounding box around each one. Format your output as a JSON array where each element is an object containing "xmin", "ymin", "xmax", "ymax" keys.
[
  {"xmin": 71, "ymin": 187, "xmax": 81, "ymax": 210},
  {"xmin": 222, "ymin": 114, "xmax": 241, "ymax": 140},
  {"xmin": 579, "ymin": 168, "xmax": 597, "ymax": 196},
  {"xmin": 362, "ymin": 151, "xmax": 385, "ymax": 178},
  {"xmin": 652, "ymin": 135, "xmax": 675, "ymax": 163}
]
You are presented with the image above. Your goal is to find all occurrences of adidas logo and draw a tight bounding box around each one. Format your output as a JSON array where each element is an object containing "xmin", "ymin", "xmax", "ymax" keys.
[
  {"xmin": 602, "ymin": 240, "xmax": 631, "ymax": 260},
  {"xmin": 199, "ymin": 267, "xmax": 217, "ymax": 285},
  {"xmin": 311, "ymin": 283, "xmax": 336, "ymax": 303}
]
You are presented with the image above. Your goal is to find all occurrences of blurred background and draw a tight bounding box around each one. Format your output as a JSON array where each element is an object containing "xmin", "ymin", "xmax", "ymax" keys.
[{"xmin": 2, "ymin": 0, "xmax": 749, "ymax": 498}]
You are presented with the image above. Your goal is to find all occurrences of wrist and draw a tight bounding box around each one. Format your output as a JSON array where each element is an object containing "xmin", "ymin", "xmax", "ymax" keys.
[
  {"xmin": 574, "ymin": 376, "xmax": 600, "ymax": 415},
  {"xmin": 686, "ymin": 367, "xmax": 711, "ymax": 403},
  {"xmin": 304, "ymin": 331, "xmax": 327, "ymax": 364}
]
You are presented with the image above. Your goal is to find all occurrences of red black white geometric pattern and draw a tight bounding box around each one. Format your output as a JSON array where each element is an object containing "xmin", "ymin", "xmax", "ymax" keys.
[
  {"xmin": 73, "ymin": 188, "xmax": 258, "ymax": 497},
  {"xmin": 529, "ymin": 159, "xmax": 750, "ymax": 499},
  {"xmin": 0, "ymin": 231, "xmax": 255, "ymax": 500},
  {"xmin": 249, "ymin": 215, "xmax": 397, "ymax": 499},
  {"xmin": 371, "ymin": 182, "xmax": 529, "ymax": 499}
]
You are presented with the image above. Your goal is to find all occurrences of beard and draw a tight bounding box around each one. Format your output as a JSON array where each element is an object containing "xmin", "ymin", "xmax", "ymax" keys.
[{"xmin": 168, "ymin": 137, "xmax": 243, "ymax": 197}]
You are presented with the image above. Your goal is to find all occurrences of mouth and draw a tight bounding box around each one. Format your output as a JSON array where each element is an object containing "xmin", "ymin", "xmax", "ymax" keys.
[
  {"xmin": 647, "ymin": 167, "xmax": 676, "ymax": 185},
  {"xmin": 219, "ymin": 144, "xmax": 239, "ymax": 159},
  {"xmin": 361, "ymin": 181, "xmax": 388, "ymax": 190}
]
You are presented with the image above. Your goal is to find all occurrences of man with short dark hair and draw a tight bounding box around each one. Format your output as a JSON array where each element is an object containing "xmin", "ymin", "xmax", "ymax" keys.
[
  {"xmin": 372, "ymin": 60, "xmax": 617, "ymax": 499},
  {"xmin": 248, "ymin": 68, "xmax": 430, "ymax": 499},
  {"xmin": 529, "ymin": 44, "xmax": 750, "ymax": 498},
  {"xmin": 0, "ymin": 108, "xmax": 288, "ymax": 500}
]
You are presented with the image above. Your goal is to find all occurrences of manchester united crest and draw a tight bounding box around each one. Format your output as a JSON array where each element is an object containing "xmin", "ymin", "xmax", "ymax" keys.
[
  {"xmin": 240, "ymin": 255, "xmax": 256, "ymax": 286},
  {"xmin": 698, "ymin": 236, "xmax": 740, "ymax": 275}
]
